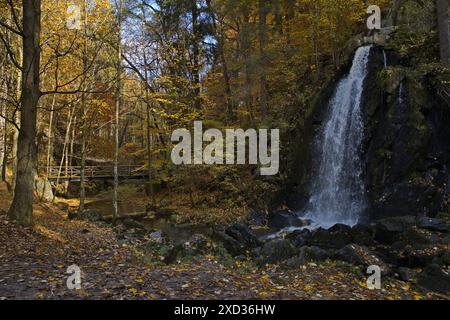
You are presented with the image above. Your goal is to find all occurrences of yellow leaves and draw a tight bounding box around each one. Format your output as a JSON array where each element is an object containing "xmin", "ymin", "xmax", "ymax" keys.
[
  {"xmin": 128, "ymin": 288, "xmax": 138, "ymax": 296},
  {"xmin": 401, "ymin": 284, "xmax": 410, "ymax": 291},
  {"xmin": 34, "ymin": 225, "xmax": 68, "ymax": 245},
  {"xmin": 155, "ymin": 98, "xmax": 172, "ymax": 105},
  {"xmin": 148, "ymin": 293, "xmax": 158, "ymax": 299},
  {"xmin": 35, "ymin": 292, "xmax": 46, "ymax": 300},
  {"xmin": 357, "ymin": 280, "xmax": 367, "ymax": 288}
]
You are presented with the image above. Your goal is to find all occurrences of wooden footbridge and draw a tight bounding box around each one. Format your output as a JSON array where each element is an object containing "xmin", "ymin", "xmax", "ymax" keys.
[{"xmin": 45, "ymin": 165, "xmax": 148, "ymax": 182}]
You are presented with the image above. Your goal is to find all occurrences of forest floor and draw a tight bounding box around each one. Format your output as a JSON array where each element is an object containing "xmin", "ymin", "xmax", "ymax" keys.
[{"xmin": 0, "ymin": 182, "xmax": 447, "ymax": 300}]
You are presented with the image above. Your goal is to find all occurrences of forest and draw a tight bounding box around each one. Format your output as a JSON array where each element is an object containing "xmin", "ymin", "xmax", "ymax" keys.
[{"xmin": 0, "ymin": 0, "xmax": 449, "ymax": 301}]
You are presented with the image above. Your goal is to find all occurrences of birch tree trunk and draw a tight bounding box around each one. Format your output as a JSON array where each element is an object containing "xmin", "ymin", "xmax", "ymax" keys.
[
  {"xmin": 113, "ymin": 0, "xmax": 123, "ymax": 224},
  {"xmin": 11, "ymin": 47, "xmax": 22, "ymax": 191}
]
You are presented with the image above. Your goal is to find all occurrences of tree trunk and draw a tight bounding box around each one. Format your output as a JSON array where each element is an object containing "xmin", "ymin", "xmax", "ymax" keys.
[
  {"xmin": 0, "ymin": 63, "xmax": 6, "ymax": 182},
  {"xmin": 192, "ymin": 0, "xmax": 201, "ymax": 111},
  {"xmin": 11, "ymin": 47, "xmax": 22, "ymax": 191},
  {"xmin": 113, "ymin": 0, "xmax": 123, "ymax": 224},
  {"xmin": 436, "ymin": 0, "xmax": 449, "ymax": 65},
  {"xmin": 242, "ymin": 7, "xmax": 254, "ymax": 122},
  {"xmin": 8, "ymin": 0, "xmax": 42, "ymax": 226},
  {"xmin": 1, "ymin": 106, "xmax": 6, "ymax": 182},
  {"xmin": 54, "ymin": 106, "xmax": 74, "ymax": 201},
  {"xmin": 206, "ymin": 0, "xmax": 234, "ymax": 121},
  {"xmin": 140, "ymin": 2, "xmax": 155, "ymax": 203},
  {"xmin": 258, "ymin": 0, "xmax": 269, "ymax": 119},
  {"xmin": 78, "ymin": 0, "xmax": 89, "ymax": 213},
  {"xmin": 45, "ymin": 94, "xmax": 56, "ymax": 178},
  {"xmin": 0, "ymin": 103, "xmax": 5, "ymax": 182}
]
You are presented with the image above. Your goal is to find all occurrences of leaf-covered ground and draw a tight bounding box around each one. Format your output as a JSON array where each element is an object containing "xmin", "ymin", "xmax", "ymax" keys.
[{"xmin": 0, "ymin": 186, "xmax": 447, "ymax": 300}]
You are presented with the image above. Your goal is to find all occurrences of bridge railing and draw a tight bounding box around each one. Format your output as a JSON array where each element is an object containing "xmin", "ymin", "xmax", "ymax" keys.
[{"xmin": 45, "ymin": 165, "xmax": 146, "ymax": 180}]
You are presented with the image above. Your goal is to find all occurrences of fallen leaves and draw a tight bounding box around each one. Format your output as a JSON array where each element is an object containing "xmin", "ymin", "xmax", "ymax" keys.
[{"xmin": 0, "ymin": 203, "xmax": 448, "ymax": 300}]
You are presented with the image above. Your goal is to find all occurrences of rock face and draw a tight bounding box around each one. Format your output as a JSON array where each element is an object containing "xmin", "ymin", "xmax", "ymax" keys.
[
  {"xmin": 363, "ymin": 8, "xmax": 450, "ymax": 219},
  {"xmin": 417, "ymin": 264, "xmax": 450, "ymax": 294},
  {"xmin": 374, "ymin": 216, "xmax": 417, "ymax": 244},
  {"xmin": 213, "ymin": 223, "xmax": 261, "ymax": 257},
  {"xmin": 417, "ymin": 217, "xmax": 449, "ymax": 233},
  {"xmin": 309, "ymin": 224, "xmax": 353, "ymax": 249},
  {"xmin": 78, "ymin": 209, "xmax": 103, "ymax": 222},
  {"xmin": 268, "ymin": 210, "xmax": 309, "ymax": 230},
  {"xmin": 163, "ymin": 234, "xmax": 210, "ymax": 264},
  {"xmin": 285, "ymin": 229, "xmax": 312, "ymax": 247},
  {"xmin": 278, "ymin": 0, "xmax": 450, "ymax": 224},
  {"xmin": 284, "ymin": 246, "xmax": 331, "ymax": 269},
  {"xmin": 333, "ymin": 244, "xmax": 391, "ymax": 274},
  {"xmin": 256, "ymin": 239, "xmax": 297, "ymax": 265}
]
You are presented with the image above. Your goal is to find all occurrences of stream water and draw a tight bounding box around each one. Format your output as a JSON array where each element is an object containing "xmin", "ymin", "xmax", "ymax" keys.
[{"xmin": 84, "ymin": 198, "xmax": 211, "ymax": 243}]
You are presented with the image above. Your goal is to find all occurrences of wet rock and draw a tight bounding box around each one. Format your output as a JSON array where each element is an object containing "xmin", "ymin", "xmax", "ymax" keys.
[
  {"xmin": 183, "ymin": 234, "xmax": 210, "ymax": 256},
  {"xmin": 248, "ymin": 210, "xmax": 267, "ymax": 227},
  {"xmin": 417, "ymin": 264, "xmax": 450, "ymax": 294},
  {"xmin": 375, "ymin": 216, "xmax": 416, "ymax": 244},
  {"xmin": 78, "ymin": 209, "xmax": 102, "ymax": 222},
  {"xmin": 284, "ymin": 246, "xmax": 331, "ymax": 269},
  {"xmin": 397, "ymin": 246, "xmax": 443, "ymax": 268},
  {"xmin": 309, "ymin": 224, "xmax": 353, "ymax": 249},
  {"xmin": 163, "ymin": 244, "xmax": 185, "ymax": 264},
  {"xmin": 268, "ymin": 210, "xmax": 309, "ymax": 230},
  {"xmin": 431, "ymin": 250, "xmax": 450, "ymax": 268},
  {"xmin": 443, "ymin": 235, "xmax": 450, "ymax": 245},
  {"xmin": 392, "ymin": 227, "xmax": 437, "ymax": 249},
  {"xmin": 396, "ymin": 267, "xmax": 417, "ymax": 282},
  {"xmin": 350, "ymin": 224, "xmax": 376, "ymax": 246},
  {"xmin": 225, "ymin": 224, "xmax": 261, "ymax": 249},
  {"xmin": 122, "ymin": 218, "xmax": 147, "ymax": 231},
  {"xmin": 416, "ymin": 216, "xmax": 449, "ymax": 233},
  {"xmin": 257, "ymin": 239, "xmax": 297, "ymax": 265},
  {"xmin": 163, "ymin": 234, "xmax": 210, "ymax": 264},
  {"xmin": 334, "ymin": 244, "xmax": 391, "ymax": 274},
  {"xmin": 285, "ymin": 229, "xmax": 312, "ymax": 247},
  {"xmin": 212, "ymin": 231, "xmax": 246, "ymax": 256}
]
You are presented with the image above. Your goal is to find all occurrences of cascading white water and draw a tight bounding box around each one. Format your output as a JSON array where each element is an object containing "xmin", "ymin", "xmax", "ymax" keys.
[
  {"xmin": 382, "ymin": 49, "xmax": 388, "ymax": 67},
  {"xmin": 398, "ymin": 81, "xmax": 404, "ymax": 106},
  {"xmin": 305, "ymin": 46, "xmax": 372, "ymax": 229}
]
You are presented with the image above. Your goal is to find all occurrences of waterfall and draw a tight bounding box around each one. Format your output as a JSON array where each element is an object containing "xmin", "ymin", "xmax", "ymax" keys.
[
  {"xmin": 382, "ymin": 49, "xmax": 388, "ymax": 67},
  {"xmin": 398, "ymin": 81, "xmax": 404, "ymax": 107},
  {"xmin": 305, "ymin": 46, "xmax": 372, "ymax": 229}
]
